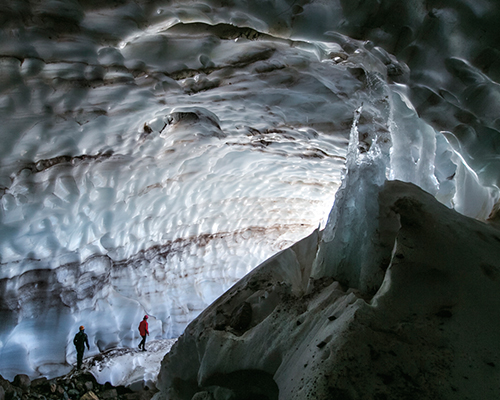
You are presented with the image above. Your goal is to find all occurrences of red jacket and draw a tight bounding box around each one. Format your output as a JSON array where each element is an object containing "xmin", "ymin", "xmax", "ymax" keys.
[{"xmin": 139, "ymin": 320, "xmax": 149, "ymax": 336}]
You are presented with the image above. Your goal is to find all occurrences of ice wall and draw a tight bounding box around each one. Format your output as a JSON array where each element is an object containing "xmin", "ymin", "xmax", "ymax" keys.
[
  {"xmin": 0, "ymin": 0, "xmax": 375, "ymax": 379},
  {"xmin": 313, "ymin": 77, "xmax": 499, "ymax": 294},
  {"xmin": 1, "ymin": 0, "xmax": 499, "ymax": 381}
]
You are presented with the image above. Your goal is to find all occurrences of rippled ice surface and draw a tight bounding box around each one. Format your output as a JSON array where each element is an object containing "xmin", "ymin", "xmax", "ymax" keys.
[
  {"xmin": 0, "ymin": 11, "xmax": 362, "ymax": 379},
  {"xmin": 0, "ymin": 0, "xmax": 498, "ymax": 381}
]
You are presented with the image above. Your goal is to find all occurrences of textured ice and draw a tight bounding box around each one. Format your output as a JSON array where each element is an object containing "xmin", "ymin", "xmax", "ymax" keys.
[
  {"xmin": 1, "ymin": 0, "xmax": 500, "ymax": 385},
  {"xmin": 88, "ymin": 339, "xmax": 177, "ymax": 389}
]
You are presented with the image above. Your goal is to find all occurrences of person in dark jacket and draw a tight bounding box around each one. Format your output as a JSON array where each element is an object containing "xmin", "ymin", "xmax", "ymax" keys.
[
  {"xmin": 73, "ymin": 325, "xmax": 90, "ymax": 370},
  {"xmin": 138, "ymin": 315, "xmax": 149, "ymax": 351}
]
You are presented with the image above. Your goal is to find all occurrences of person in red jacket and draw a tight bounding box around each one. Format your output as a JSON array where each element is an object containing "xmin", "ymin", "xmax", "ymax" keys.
[{"xmin": 138, "ymin": 315, "xmax": 149, "ymax": 351}]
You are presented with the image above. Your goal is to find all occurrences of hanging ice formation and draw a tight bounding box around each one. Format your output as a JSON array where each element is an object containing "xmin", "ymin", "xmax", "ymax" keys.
[{"xmin": 313, "ymin": 76, "xmax": 499, "ymax": 295}]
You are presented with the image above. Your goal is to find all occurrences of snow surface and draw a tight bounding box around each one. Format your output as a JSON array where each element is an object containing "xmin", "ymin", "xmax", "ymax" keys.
[
  {"xmin": 87, "ymin": 339, "xmax": 177, "ymax": 389},
  {"xmin": 0, "ymin": 0, "xmax": 499, "ymax": 388}
]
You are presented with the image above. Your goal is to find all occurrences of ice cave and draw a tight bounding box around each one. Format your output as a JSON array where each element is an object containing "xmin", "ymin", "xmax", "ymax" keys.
[{"xmin": 1, "ymin": 0, "xmax": 500, "ymax": 399}]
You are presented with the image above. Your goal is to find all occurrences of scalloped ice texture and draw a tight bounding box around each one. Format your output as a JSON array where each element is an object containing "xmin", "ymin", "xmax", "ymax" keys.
[{"xmin": 0, "ymin": 0, "xmax": 499, "ymax": 384}]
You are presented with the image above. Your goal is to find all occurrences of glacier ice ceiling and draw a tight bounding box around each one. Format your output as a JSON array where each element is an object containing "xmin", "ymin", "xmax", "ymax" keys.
[{"xmin": 0, "ymin": 0, "xmax": 499, "ymax": 381}]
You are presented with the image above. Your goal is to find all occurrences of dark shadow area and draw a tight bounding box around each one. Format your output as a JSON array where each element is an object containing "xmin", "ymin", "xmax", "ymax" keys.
[{"xmin": 204, "ymin": 369, "xmax": 279, "ymax": 400}]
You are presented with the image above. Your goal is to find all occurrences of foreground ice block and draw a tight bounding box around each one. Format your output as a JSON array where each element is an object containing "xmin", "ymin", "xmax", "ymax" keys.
[{"xmin": 155, "ymin": 180, "xmax": 500, "ymax": 400}]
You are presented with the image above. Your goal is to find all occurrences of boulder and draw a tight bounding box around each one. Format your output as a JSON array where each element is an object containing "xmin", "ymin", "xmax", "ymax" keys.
[
  {"xmin": 12, "ymin": 375, "xmax": 30, "ymax": 391},
  {"xmin": 80, "ymin": 390, "xmax": 99, "ymax": 400},
  {"xmin": 100, "ymin": 389, "xmax": 117, "ymax": 399},
  {"xmin": 31, "ymin": 377, "xmax": 48, "ymax": 389}
]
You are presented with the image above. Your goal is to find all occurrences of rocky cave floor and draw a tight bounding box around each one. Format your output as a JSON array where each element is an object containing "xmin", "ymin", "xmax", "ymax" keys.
[{"xmin": 0, "ymin": 371, "xmax": 157, "ymax": 400}]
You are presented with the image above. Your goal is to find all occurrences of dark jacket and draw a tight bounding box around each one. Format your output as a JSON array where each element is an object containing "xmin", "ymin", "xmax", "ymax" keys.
[{"xmin": 73, "ymin": 331, "xmax": 89, "ymax": 351}]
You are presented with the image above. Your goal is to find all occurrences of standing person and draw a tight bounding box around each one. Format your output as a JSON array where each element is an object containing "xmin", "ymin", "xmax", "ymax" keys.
[
  {"xmin": 73, "ymin": 326, "xmax": 90, "ymax": 370},
  {"xmin": 138, "ymin": 315, "xmax": 149, "ymax": 351}
]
